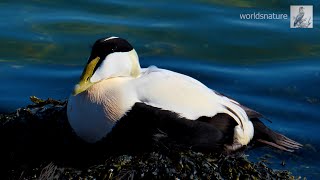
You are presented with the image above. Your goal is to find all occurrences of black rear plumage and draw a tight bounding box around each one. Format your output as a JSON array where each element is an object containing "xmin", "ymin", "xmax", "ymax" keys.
[
  {"xmin": 250, "ymin": 118, "xmax": 302, "ymax": 152},
  {"xmin": 214, "ymin": 93, "xmax": 302, "ymax": 152},
  {"xmin": 241, "ymin": 105, "xmax": 303, "ymax": 152},
  {"xmin": 101, "ymin": 102, "xmax": 302, "ymax": 153},
  {"xmin": 101, "ymin": 103, "xmax": 237, "ymax": 152}
]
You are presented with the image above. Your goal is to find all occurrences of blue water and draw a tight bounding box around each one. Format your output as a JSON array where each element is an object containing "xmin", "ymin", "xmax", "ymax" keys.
[{"xmin": 1, "ymin": 0, "xmax": 319, "ymax": 178}]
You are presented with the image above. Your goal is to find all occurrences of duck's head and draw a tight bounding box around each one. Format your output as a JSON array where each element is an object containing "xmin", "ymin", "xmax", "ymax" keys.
[{"xmin": 73, "ymin": 37, "xmax": 141, "ymax": 95}]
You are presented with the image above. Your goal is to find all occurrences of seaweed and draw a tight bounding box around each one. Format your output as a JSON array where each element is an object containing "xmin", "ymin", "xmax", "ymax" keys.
[{"xmin": 0, "ymin": 97, "xmax": 301, "ymax": 179}]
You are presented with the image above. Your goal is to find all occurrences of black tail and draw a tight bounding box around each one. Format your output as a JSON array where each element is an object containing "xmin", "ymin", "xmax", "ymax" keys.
[{"xmin": 251, "ymin": 118, "xmax": 303, "ymax": 152}]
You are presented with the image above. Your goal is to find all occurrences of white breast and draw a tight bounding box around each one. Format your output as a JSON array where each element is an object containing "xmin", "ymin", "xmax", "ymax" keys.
[
  {"xmin": 67, "ymin": 93, "xmax": 113, "ymax": 143},
  {"xmin": 67, "ymin": 77, "xmax": 137, "ymax": 143}
]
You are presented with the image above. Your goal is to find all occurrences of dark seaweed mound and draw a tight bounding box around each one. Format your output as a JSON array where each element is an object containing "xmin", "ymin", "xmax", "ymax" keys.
[{"xmin": 0, "ymin": 97, "xmax": 298, "ymax": 179}]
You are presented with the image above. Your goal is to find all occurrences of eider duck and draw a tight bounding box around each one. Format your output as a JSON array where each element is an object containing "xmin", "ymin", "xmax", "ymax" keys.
[{"xmin": 67, "ymin": 37, "xmax": 302, "ymax": 152}]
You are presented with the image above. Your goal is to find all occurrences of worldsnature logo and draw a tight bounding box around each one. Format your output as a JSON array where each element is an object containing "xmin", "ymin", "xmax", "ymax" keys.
[
  {"xmin": 239, "ymin": 5, "xmax": 314, "ymax": 29},
  {"xmin": 290, "ymin": 5, "xmax": 313, "ymax": 28}
]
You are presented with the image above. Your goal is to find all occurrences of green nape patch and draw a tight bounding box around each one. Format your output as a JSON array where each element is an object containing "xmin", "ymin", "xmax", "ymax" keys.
[{"xmin": 0, "ymin": 97, "xmax": 299, "ymax": 179}]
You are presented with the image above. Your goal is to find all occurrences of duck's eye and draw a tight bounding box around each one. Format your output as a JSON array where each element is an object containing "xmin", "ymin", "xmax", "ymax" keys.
[{"xmin": 87, "ymin": 77, "xmax": 90, "ymax": 81}]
